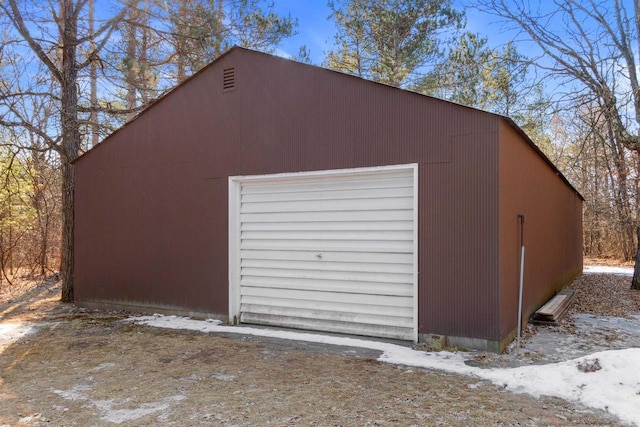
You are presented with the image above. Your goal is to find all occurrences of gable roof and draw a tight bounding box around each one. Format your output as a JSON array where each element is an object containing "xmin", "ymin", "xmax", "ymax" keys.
[{"xmin": 73, "ymin": 46, "xmax": 583, "ymax": 200}]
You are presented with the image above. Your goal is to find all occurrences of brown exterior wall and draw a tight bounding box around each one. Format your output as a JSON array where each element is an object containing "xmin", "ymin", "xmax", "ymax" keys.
[
  {"xmin": 498, "ymin": 120, "xmax": 583, "ymax": 340},
  {"xmin": 74, "ymin": 47, "xmax": 578, "ymax": 345}
]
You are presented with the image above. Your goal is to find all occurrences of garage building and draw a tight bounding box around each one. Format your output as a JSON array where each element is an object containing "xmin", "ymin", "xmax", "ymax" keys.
[{"xmin": 74, "ymin": 47, "xmax": 583, "ymax": 352}]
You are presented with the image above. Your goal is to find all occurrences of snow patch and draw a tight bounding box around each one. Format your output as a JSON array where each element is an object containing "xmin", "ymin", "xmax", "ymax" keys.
[
  {"xmin": 128, "ymin": 314, "xmax": 640, "ymax": 426},
  {"xmin": 90, "ymin": 362, "xmax": 116, "ymax": 372},
  {"xmin": 94, "ymin": 395, "xmax": 186, "ymax": 424},
  {"xmin": 0, "ymin": 322, "xmax": 39, "ymax": 348},
  {"xmin": 211, "ymin": 372, "xmax": 237, "ymax": 381},
  {"xmin": 53, "ymin": 368, "xmax": 185, "ymax": 424},
  {"xmin": 584, "ymin": 265, "xmax": 634, "ymax": 276},
  {"xmin": 480, "ymin": 349, "xmax": 640, "ymax": 424},
  {"xmin": 18, "ymin": 413, "xmax": 46, "ymax": 423},
  {"xmin": 53, "ymin": 384, "xmax": 93, "ymax": 401}
]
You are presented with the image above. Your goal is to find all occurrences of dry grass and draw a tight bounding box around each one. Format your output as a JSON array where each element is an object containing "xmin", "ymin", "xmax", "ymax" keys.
[{"xmin": 0, "ymin": 271, "xmax": 632, "ymax": 426}]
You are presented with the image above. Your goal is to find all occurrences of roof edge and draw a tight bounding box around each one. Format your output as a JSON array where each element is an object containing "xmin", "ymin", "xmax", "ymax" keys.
[
  {"xmin": 73, "ymin": 46, "xmax": 245, "ymax": 164},
  {"xmin": 501, "ymin": 116, "xmax": 584, "ymax": 201},
  {"xmin": 72, "ymin": 46, "xmax": 586, "ymax": 203}
]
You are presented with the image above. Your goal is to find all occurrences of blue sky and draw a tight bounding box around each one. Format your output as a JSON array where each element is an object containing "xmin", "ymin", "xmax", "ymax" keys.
[
  {"xmin": 270, "ymin": 1, "xmax": 338, "ymax": 63},
  {"xmin": 270, "ymin": 0, "xmax": 521, "ymax": 65}
]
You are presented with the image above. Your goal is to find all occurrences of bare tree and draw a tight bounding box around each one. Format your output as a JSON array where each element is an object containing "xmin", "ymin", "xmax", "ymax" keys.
[
  {"xmin": 0, "ymin": 0, "xmax": 133, "ymax": 301},
  {"xmin": 88, "ymin": 0, "xmax": 99, "ymax": 147},
  {"xmin": 553, "ymin": 103, "xmax": 637, "ymax": 260},
  {"xmin": 102, "ymin": 0, "xmax": 296, "ymax": 110},
  {"xmin": 0, "ymin": 0, "xmax": 297, "ymax": 301},
  {"xmin": 477, "ymin": 0, "xmax": 640, "ymax": 289}
]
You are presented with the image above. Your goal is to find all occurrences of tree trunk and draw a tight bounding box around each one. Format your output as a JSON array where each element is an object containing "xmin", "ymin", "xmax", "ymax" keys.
[
  {"xmin": 59, "ymin": 0, "xmax": 80, "ymax": 302},
  {"xmin": 7, "ymin": 209, "xmax": 12, "ymax": 276},
  {"xmin": 60, "ymin": 160, "xmax": 75, "ymax": 301},
  {"xmin": 175, "ymin": 0, "xmax": 187, "ymax": 83},
  {"xmin": 632, "ymin": 225, "xmax": 640, "ymax": 289},
  {"xmin": 140, "ymin": 5, "xmax": 149, "ymax": 105},
  {"xmin": 89, "ymin": 0, "xmax": 99, "ymax": 147},
  {"xmin": 125, "ymin": 5, "xmax": 138, "ymax": 121},
  {"xmin": 633, "ymin": 152, "xmax": 640, "ymax": 290},
  {"xmin": 39, "ymin": 223, "xmax": 48, "ymax": 276}
]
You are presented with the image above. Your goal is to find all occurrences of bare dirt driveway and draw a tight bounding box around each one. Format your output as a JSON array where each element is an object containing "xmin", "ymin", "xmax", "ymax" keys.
[{"xmin": 0, "ymin": 274, "xmax": 633, "ymax": 426}]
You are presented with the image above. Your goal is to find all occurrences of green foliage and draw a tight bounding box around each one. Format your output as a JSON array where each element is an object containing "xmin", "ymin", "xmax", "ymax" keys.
[
  {"xmin": 325, "ymin": 0, "xmax": 464, "ymax": 87},
  {"xmin": 417, "ymin": 33, "xmax": 551, "ymax": 148},
  {"xmin": 230, "ymin": 0, "xmax": 297, "ymax": 51},
  {"xmin": 165, "ymin": 0, "xmax": 296, "ymax": 78},
  {"xmin": 486, "ymin": 42, "xmax": 527, "ymax": 117},
  {"xmin": 294, "ymin": 45, "xmax": 313, "ymax": 64},
  {"xmin": 168, "ymin": 0, "xmax": 225, "ymax": 74},
  {"xmin": 0, "ymin": 149, "xmax": 36, "ymax": 240},
  {"xmin": 419, "ymin": 32, "xmax": 492, "ymax": 107},
  {"xmin": 515, "ymin": 86, "xmax": 553, "ymax": 153}
]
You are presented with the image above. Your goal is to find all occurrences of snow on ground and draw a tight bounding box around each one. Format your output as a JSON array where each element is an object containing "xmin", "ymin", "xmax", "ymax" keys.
[
  {"xmin": 584, "ymin": 265, "xmax": 634, "ymax": 275},
  {"xmin": 522, "ymin": 314, "xmax": 640, "ymax": 363},
  {"xmin": 481, "ymin": 349, "xmax": 639, "ymax": 425},
  {"xmin": 129, "ymin": 314, "xmax": 640, "ymax": 426},
  {"xmin": 53, "ymin": 384, "xmax": 186, "ymax": 424},
  {"xmin": 0, "ymin": 322, "xmax": 40, "ymax": 350}
]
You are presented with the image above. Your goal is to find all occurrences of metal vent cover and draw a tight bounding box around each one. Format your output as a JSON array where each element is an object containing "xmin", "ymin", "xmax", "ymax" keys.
[{"xmin": 223, "ymin": 68, "xmax": 235, "ymax": 91}]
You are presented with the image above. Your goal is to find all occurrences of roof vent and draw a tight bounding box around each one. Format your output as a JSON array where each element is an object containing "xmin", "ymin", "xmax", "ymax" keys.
[{"xmin": 223, "ymin": 67, "xmax": 235, "ymax": 92}]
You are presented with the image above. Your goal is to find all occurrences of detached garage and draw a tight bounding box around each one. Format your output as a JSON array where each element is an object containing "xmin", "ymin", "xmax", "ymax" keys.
[{"xmin": 74, "ymin": 47, "xmax": 583, "ymax": 352}]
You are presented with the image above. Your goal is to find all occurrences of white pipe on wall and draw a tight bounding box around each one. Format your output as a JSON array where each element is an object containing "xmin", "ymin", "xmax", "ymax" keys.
[{"xmin": 516, "ymin": 214, "xmax": 525, "ymax": 355}]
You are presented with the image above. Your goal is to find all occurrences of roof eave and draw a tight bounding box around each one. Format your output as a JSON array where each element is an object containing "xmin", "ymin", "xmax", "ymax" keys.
[{"xmin": 501, "ymin": 116, "xmax": 585, "ymax": 201}]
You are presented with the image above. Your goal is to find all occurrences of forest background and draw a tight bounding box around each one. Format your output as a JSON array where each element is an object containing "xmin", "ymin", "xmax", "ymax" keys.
[{"xmin": 1, "ymin": 0, "xmax": 639, "ymax": 299}]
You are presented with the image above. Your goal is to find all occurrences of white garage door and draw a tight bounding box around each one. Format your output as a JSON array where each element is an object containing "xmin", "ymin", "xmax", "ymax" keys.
[{"xmin": 229, "ymin": 164, "xmax": 417, "ymax": 341}]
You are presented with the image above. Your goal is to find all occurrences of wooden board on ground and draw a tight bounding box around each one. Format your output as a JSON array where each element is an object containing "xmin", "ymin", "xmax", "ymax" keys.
[{"xmin": 531, "ymin": 290, "xmax": 575, "ymax": 325}]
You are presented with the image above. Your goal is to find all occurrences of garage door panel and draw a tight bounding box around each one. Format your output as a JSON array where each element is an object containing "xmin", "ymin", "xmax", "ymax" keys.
[
  {"xmin": 239, "ymin": 313, "xmax": 415, "ymax": 341},
  {"xmin": 240, "ymin": 196, "xmax": 413, "ymax": 214},
  {"xmin": 241, "ymin": 267, "xmax": 413, "ymax": 285},
  {"xmin": 241, "ymin": 186, "xmax": 413, "ymax": 203},
  {"xmin": 241, "ymin": 275, "xmax": 413, "ymax": 296},
  {"xmin": 241, "ymin": 229, "xmax": 413, "ymax": 241},
  {"xmin": 240, "ymin": 239, "xmax": 413, "ymax": 253},
  {"xmin": 241, "ymin": 286, "xmax": 413, "ymax": 308},
  {"xmin": 233, "ymin": 165, "xmax": 417, "ymax": 341},
  {"xmin": 240, "ymin": 249, "xmax": 414, "ymax": 265},
  {"xmin": 241, "ymin": 304, "xmax": 414, "ymax": 328},
  {"xmin": 241, "ymin": 220, "xmax": 414, "ymax": 232},
  {"xmin": 241, "ymin": 209, "xmax": 413, "ymax": 223},
  {"xmin": 240, "ymin": 174, "xmax": 412, "ymax": 195},
  {"xmin": 241, "ymin": 295, "xmax": 414, "ymax": 318},
  {"xmin": 241, "ymin": 258, "xmax": 414, "ymax": 274}
]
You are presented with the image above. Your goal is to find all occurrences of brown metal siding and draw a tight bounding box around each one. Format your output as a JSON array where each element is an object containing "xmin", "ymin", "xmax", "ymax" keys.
[
  {"xmin": 74, "ymin": 120, "xmax": 229, "ymax": 314},
  {"xmin": 498, "ymin": 120, "xmax": 583, "ymax": 339},
  {"xmin": 420, "ymin": 132, "xmax": 500, "ymax": 340},
  {"xmin": 76, "ymin": 47, "xmax": 505, "ymax": 339}
]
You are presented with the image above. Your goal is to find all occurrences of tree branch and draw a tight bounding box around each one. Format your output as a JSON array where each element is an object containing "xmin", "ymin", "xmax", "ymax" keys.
[{"xmin": 2, "ymin": 0, "xmax": 63, "ymax": 83}]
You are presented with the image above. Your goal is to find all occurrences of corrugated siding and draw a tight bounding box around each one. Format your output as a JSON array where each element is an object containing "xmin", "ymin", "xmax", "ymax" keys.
[
  {"xmin": 498, "ymin": 120, "xmax": 583, "ymax": 339},
  {"xmin": 238, "ymin": 168, "xmax": 416, "ymax": 340},
  {"xmin": 419, "ymin": 132, "xmax": 500, "ymax": 340},
  {"xmin": 77, "ymin": 48, "xmax": 582, "ymax": 344}
]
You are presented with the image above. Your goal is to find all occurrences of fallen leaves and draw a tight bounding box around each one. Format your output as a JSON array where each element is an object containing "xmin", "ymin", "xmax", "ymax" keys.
[{"xmin": 568, "ymin": 273, "xmax": 640, "ymax": 317}]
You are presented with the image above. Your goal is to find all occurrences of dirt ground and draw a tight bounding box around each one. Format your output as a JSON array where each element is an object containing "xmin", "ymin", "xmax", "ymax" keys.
[{"xmin": 0, "ymin": 273, "xmax": 635, "ymax": 426}]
